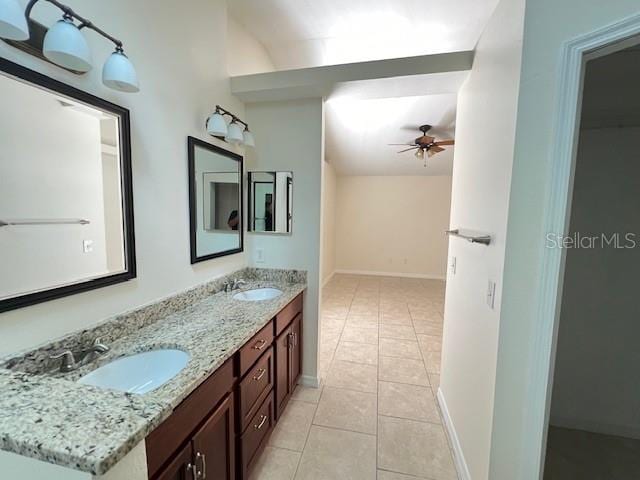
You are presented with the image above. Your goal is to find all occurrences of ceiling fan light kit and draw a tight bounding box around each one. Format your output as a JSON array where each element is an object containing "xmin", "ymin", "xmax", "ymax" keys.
[{"xmin": 389, "ymin": 124, "xmax": 455, "ymax": 167}]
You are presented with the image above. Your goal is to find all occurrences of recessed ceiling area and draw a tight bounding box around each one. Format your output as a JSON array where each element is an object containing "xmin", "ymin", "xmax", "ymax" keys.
[
  {"xmin": 229, "ymin": 0, "xmax": 499, "ymax": 71},
  {"xmin": 325, "ymin": 93, "xmax": 458, "ymax": 176}
]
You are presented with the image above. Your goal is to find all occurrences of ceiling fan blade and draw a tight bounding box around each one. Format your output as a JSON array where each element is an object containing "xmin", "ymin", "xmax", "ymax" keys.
[
  {"xmin": 387, "ymin": 143, "xmax": 415, "ymax": 146},
  {"xmin": 430, "ymin": 146, "xmax": 445, "ymax": 153},
  {"xmin": 398, "ymin": 147, "xmax": 419, "ymax": 153},
  {"xmin": 417, "ymin": 135, "xmax": 435, "ymax": 145},
  {"xmin": 434, "ymin": 139, "xmax": 455, "ymax": 146},
  {"xmin": 427, "ymin": 149, "xmax": 437, "ymax": 158}
]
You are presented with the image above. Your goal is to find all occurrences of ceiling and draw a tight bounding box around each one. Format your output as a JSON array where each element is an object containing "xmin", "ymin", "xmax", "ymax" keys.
[
  {"xmin": 325, "ymin": 93, "xmax": 458, "ymax": 176},
  {"xmin": 229, "ymin": 0, "xmax": 498, "ymax": 70}
]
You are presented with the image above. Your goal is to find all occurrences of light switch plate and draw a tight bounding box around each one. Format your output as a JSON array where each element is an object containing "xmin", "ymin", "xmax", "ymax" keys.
[
  {"xmin": 487, "ymin": 279, "xmax": 497, "ymax": 309},
  {"xmin": 256, "ymin": 248, "xmax": 265, "ymax": 263},
  {"xmin": 83, "ymin": 240, "xmax": 94, "ymax": 253},
  {"xmin": 450, "ymin": 256, "xmax": 457, "ymax": 275}
]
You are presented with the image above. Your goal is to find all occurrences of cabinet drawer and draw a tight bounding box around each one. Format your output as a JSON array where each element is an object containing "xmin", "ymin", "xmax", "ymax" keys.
[
  {"xmin": 275, "ymin": 293, "xmax": 303, "ymax": 336},
  {"xmin": 238, "ymin": 320, "xmax": 274, "ymax": 377},
  {"xmin": 238, "ymin": 347, "xmax": 274, "ymax": 431},
  {"xmin": 240, "ymin": 391, "xmax": 275, "ymax": 479}
]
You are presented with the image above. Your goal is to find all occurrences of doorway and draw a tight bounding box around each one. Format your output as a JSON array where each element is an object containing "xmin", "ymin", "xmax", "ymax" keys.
[{"xmin": 542, "ymin": 38, "xmax": 640, "ymax": 479}]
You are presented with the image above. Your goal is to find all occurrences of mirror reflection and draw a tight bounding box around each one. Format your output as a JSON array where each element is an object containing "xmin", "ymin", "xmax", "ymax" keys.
[
  {"xmin": 248, "ymin": 171, "xmax": 293, "ymax": 234},
  {"xmin": 188, "ymin": 137, "xmax": 243, "ymax": 263}
]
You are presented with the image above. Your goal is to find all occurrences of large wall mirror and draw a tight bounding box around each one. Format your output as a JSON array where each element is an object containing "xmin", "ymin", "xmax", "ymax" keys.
[
  {"xmin": 0, "ymin": 59, "xmax": 135, "ymax": 313},
  {"xmin": 188, "ymin": 137, "xmax": 243, "ymax": 263},
  {"xmin": 248, "ymin": 172, "xmax": 293, "ymax": 234}
]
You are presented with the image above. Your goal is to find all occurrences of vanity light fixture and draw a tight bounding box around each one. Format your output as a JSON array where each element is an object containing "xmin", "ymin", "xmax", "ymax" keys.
[
  {"xmin": 0, "ymin": 0, "xmax": 139, "ymax": 93},
  {"xmin": 206, "ymin": 105, "xmax": 254, "ymax": 148}
]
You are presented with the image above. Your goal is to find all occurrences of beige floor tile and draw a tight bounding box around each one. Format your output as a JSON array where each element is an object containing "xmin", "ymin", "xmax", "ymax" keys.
[
  {"xmin": 412, "ymin": 321, "xmax": 443, "ymax": 336},
  {"xmin": 347, "ymin": 315, "xmax": 379, "ymax": 328},
  {"xmin": 325, "ymin": 360, "xmax": 378, "ymax": 393},
  {"xmin": 378, "ymin": 381, "xmax": 440, "ymax": 424},
  {"xmin": 377, "ymin": 470, "xmax": 429, "ymax": 479},
  {"xmin": 249, "ymin": 446, "xmax": 301, "ymax": 480},
  {"xmin": 378, "ymin": 416, "xmax": 457, "ymax": 480},
  {"xmin": 335, "ymin": 341, "xmax": 379, "ymax": 365},
  {"xmin": 341, "ymin": 325, "xmax": 379, "ymax": 345},
  {"xmin": 313, "ymin": 386, "xmax": 377, "ymax": 434},
  {"xmin": 292, "ymin": 384, "xmax": 323, "ymax": 404},
  {"xmin": 429, "ymin": 374, "xmax": 441, "ymax": 392},
  {"xmin": 417, "ymin": 334, "xmax": 442, "ymax": 352},
  {"xmin": 295, "ymin": 426, "xmax": 377, "ymax": 480},
  {"xmin": 423, "ymin": 351, "xmax": 442, "ymax": 374},
  {"xmin": 380, "ymin": 313, "xmax": 413, "ymax": 326},
  {"xmin": 269, "ymin": 400, "xmax": 317, "ymax": 451},
  {"xmin": 379, "ymin": 356, "xmax": 430, "ymax": 387},
  {"xmin": 380, "ymin": 324, "xmax": 417, "ymax": 341},
  {"xmin": 379, "ymin": 338, "xmax": 422, "ymax": 360}
]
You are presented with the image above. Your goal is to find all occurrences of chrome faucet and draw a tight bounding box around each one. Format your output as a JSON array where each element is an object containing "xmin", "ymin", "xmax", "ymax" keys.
[{"xmin": 50, "ymin": 338, "xmax": 110, "ymax": 373}]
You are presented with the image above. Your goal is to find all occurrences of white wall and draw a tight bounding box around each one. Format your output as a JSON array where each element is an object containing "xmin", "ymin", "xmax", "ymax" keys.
[
  {"xmin": 321, "ymin": 160, "xmax": 337, "ymax": 283},
  {"xmin": 0, "ymin": 0, "xmax": 254, "ymax": 356},
  {"xmin": 491, "ymin": 2, "xmax": 640, "ymax": 479},
  {"xmin": 245, "ymin": 99, "xmax": 324, "ymax": 385},
  {"xmin": 227, "ymin": 17, "xmax": 275, "ymax": 76},
  {"xmin": 550, "ymin": 127, "xmax": 640, "ymax": 439},
  {"xmin": 438, "ymin": 0, "xmax": 524, "ymax": 477},
  {"xmin": 334, "ymin": 175, "xmax": 451, "ymax": 278}
]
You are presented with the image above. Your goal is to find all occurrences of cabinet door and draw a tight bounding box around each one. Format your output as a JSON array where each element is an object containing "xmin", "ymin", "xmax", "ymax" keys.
[
  {"xmin": 153, "ymin": 443, "xmax": 193, "ymax": 480},
  {"xmin": 275, "ymin": 324, "xmax": 292, "ymax": 416},
  {"xmin": 192, "ymin": 393, "xmax": 235, "ymax": 480},
  {"xmin": 289, "ymin": 314, "xmax": 302, "ymax": 391}
]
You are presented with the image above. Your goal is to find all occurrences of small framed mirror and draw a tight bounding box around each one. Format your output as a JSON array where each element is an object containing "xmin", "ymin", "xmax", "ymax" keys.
[
  {"xmin": 248, "ymin": 171, "xmax": 293, "ymax": 234},
  {"xmin": 188, "ymin": 137, "xmax": 243, "ymax": 263},
  {"xmin": 0, "ymin": 58, "xmax": 136, "ymax": 313}
]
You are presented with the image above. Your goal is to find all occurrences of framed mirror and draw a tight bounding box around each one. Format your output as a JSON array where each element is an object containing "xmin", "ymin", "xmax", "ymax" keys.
[
  {"xmin": 248, "ymin": 171, "xmax": 293, "ymax": 234},
  {"xmin": 0, "ymin": 58, "xmax": 136, "ymax": 313},
  {"xmin": 188, "ymin": 137, "xmax": 243, "ymax": 263}
]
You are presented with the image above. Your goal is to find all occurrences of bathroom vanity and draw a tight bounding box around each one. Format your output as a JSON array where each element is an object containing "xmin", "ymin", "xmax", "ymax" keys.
[{"xmin": 0, "ymin": 268, "xmax": 307, "ymax": 480}]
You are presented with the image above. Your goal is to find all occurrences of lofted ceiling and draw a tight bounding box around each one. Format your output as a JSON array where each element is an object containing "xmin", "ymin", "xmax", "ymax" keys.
[
  {"xmin": 229, "ymin": 0, "xmax": 499, "ymax": 71},
  {"xmin": 325, "ymin": 94, "xmax": 458, "ymax": 176}
]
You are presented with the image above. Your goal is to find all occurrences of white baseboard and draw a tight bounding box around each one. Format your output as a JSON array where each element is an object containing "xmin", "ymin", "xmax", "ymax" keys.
[
  {"xmin": 549, "ymin": 415, "xmax": 640, "ymax": 440},
  {"xmin": 321, "ymin": 271, "xmax": 336, "ymax": 288},
  {"xmin": 437, "ymin": 388, "xmax": 471, "ymax": 480},
  {"xmin": 299, "ymin": 375, "xmax": 320, "ymax": 388},
  {"xmin": 334, "ymin": 269, "xmax": 446, "ymax": 281}
]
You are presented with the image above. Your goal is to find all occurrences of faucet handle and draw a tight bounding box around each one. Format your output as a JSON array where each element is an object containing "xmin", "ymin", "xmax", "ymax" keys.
[
  {"xmin": 50, "ymin": 350, "xmax": 76, "ymax": 372},
  {"xmin": 92, "ymin": 338, "xmax": 110, "ymax": 353}
]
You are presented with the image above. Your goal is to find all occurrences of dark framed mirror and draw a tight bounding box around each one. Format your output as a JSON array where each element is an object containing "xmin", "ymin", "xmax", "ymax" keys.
[
  {"xmin": 0, "ymin": 58, "xmax": 136, "ymax": 313},
  {"xmin": 247, "ymin": 171, "xmax": 293, "ymax": 235},
  {"xmin": 188, "ymin": 137, "xmax": 243, "ymax": 263}
]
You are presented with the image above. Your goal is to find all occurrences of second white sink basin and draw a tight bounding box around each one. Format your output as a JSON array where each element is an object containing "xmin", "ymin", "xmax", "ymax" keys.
[
  {"xmin": 78, "ymin": 349, "xmax": 190, "ymax": 395},
  {"xmin": 233, "ymin": 288, "xmax": 282, "ymax": 302}
]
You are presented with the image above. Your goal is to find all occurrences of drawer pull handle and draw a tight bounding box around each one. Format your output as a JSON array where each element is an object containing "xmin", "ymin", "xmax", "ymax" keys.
[
  {"xmin": 254, "ymin": 414, "xmax": 268, "ymax": 430},
  {"xmin": 196, "ymin": 452, "xmax": 206, "ymax": 479},
  {"xmin": 253, "ymin": 368, "xmax": 266, "ymax": 381},
  {"xmin": 252, "ymin": 339, "xmax": 267, "ymax": 350}
]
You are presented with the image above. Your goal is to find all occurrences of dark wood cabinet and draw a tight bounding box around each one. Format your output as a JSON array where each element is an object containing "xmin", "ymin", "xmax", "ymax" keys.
[
  {"xmin": 147, "ymin": 293, "xmax": 303, "ymax": 480},
  {"xmin": 275, "ymin": 312, "xmax": 302, "ymax": 418}
]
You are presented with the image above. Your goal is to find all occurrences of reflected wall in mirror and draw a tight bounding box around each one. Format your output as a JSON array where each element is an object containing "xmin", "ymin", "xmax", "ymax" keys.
[
  {"xmin": 248, "ymin": 172, "xmax": 293, "ymax": 234},
  {"xmin": 0, "ymin": 58, "xmax": 135, "ymax": 313},
  {"xmin": 188, "ymin": 137, "xmax": 243, "ymax": 263}
]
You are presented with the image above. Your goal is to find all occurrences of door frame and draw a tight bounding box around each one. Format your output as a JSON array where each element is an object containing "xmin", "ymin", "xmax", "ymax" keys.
[{"xmin": 525, "ymin": 13, "xmax": 640, "ymax": 479}]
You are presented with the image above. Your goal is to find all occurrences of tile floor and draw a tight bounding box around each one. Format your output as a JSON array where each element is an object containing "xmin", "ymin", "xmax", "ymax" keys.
[{"xmin": 250, "ymin": 274, "xmax": 458, "ymax": 480}]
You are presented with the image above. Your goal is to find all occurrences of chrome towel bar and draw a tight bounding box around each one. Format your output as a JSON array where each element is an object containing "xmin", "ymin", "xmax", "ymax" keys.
[
  {"xmin": 446, "ymin": 229, "xmax": 491, "ymax": 245},
  {"xmin": 0, "ymin": 218, "xmax": 90, "ymax": 227}
]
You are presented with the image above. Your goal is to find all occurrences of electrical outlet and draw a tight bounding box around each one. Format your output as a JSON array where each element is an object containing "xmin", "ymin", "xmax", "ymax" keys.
[
  {"xmin": 256, "ymin": 248, "xmax": 265, "ymax": 263},
  {"xmin": 487, "ymin": 279, "xmax": 497, "ymax": 309},
  {"xmin": 450, "ymin": 256, "xmax": 457, "ymax": 275},
  {"xmin": 83, "ymin": 239, "xmax": 94, "ymax": 253}
]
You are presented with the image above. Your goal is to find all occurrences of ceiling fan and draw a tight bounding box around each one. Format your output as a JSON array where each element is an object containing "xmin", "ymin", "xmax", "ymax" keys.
[{"xmin": 388, "ymin": 124, "xmax": 455, "ymax": 166}]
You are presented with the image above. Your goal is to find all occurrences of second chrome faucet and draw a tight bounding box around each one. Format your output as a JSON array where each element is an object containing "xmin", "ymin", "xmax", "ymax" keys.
[{"xmin": 50, "ymin": 338, "xmax": 110, "ymax": 373}]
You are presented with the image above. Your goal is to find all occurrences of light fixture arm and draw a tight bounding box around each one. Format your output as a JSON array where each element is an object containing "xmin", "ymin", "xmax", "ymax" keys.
[
  {"xmin": 213, "ymin": 105, "xmax": 249, "ymax": 129},
  {"xmin": 25, "ymin": 0, "xmax": 124, "ymax": 50}
]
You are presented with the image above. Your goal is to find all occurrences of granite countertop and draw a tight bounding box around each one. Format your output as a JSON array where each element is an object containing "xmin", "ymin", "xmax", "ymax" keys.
[{"xmin": 0, "ymin": 270, "xmax": 306, "ymax": 475}]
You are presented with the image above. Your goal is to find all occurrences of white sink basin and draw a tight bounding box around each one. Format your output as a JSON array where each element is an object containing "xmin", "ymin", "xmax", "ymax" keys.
[
  {"xmin": 78, "ymin": 349, "xmax": 190, "ymax": 395},
  {"xmin": 233, "ymin": 288, "xmax": 283, "ymax": 302}
]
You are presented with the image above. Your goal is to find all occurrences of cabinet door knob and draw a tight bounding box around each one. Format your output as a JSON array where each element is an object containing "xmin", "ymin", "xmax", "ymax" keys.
[
  {"xmin": 254, "ymin": 414, "xmax": 268, "ymax": 430},
  {"xmin": 253, "ymin": 368, "xmax": 266, "ymax": 381},
  {"xmin": 252, "ymin": 339, "xmax": 267, "ymax": 350}
]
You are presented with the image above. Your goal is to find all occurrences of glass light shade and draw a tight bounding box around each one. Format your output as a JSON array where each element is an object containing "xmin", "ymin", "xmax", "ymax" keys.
[
  {"xmin": 102, "ymin": 50, "xmax": 139, "ymax": 93},
  {"xmin": 0, "ymin": 0, "xmax": 29, "ymax": 40},
  {"xmin": 207, "ymin": 112, "xmax": 228, "ymax": 136},
  {"xmin": 43, "ymin": 18, "xmax": 92, "ymax": 72},
  {"xmin": 415, "ymin": 148, "xmax": 425, "ymax": 159},
  {"xmin": 225, "ymin": 122, "xmax": 244, "ymax": 145},
  {"xmin": 242, "ymin": 129, "xmax": 255, "ymax": 147}
]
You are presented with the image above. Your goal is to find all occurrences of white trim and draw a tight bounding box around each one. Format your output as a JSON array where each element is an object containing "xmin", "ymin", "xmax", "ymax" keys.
[
  {"xmin": 525, "ymin": 14, "xmax": 640, "ymax": 480},
  {"xmin": 299, "ymin": 375, "xmax": 320, "ymax": 388},
  {"xmin": 334, "ymin": 269, "xmax": 446, "ymax": 280},
  {"xmin": 321, "ymin": 271, "xmax": 335, "ymax": 287},
  {"xmin": 437, "ymin": 388, "xmax": 471, "ymax": 480}
]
